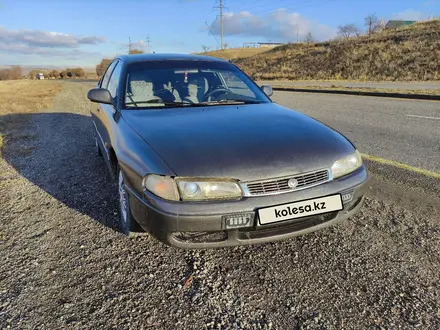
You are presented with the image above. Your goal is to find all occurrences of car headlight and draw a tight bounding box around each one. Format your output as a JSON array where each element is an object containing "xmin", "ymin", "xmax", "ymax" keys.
[
  {"xmin": 143, "ymin": 175, "xmax": 243, "ymax": 201},
  {"xmin": 143, "ymin": 174, "xmax": 180, "ymax": 201},
  {"xmin": 331, "ymin": 150, "xmax": 363, "ymax": 179},
  {"xmin": 175, "ymin": 178, "xmax": 242, "ymax": 201}
]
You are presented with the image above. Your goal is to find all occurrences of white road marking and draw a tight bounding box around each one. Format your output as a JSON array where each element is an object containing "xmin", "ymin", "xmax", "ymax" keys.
[{"xmin": 406, "ymin": 114, "xmax": 440, "ymax": 120}]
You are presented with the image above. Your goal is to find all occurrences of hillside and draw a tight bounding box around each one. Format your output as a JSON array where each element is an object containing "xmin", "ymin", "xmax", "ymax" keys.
[
  {"xmin": 199, "ymin": 47, "xmax": 270, "ymax": 60},
  {"xmin": 235, "ymin": 19, "xmax": 440, "ymax": 81}
]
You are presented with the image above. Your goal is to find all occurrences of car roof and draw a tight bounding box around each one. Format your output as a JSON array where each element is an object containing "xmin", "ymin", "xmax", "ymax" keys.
[{"xmin": 116, "ymin": 53, "xmax": 229, "ymax": 65}]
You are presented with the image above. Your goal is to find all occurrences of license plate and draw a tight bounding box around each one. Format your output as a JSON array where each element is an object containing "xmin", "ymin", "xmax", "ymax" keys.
[{"xmin": 258, "ymin": 194, "xmax": 343, "ymax": 225}]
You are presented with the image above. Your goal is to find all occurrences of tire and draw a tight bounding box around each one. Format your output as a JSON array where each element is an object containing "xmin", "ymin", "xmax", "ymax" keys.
[
  {"xmin": 95, "ymin": 137, "xmax": 103, "ymax": 157},
  {"xmin": 117, "ymin": 167, "xmax": 146, "ymax": 237},
  {"xmin": 117, "ymin": 168, "xmax": 136, "ymax": 236}
]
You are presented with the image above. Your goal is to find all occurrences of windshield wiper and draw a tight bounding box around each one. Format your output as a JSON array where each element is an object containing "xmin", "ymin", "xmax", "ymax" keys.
[
  {"xmin": 199, "ymin": 99, "xmax": 262, "ymax": 106},
  {"xmin": 126, "ymin": 99, "xmax": 197, "ymax": 108},
  {"xmin": 126, "ymin": 99, "xmax": 263, "ymax": 109}
]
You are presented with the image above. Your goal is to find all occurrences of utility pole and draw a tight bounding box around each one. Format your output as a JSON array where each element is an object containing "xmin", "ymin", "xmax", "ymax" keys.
[
  {"xmin": 146, "ymin": 35, "xmax": 151, "ymax": 53},
  {"xmin": 215, "ymin": 0, "xmax": 224, "ymax": 50},
  {"xmin": 220, "ymin": 0, "xmax": 223, "ymax": 50},
  {"xmin": 128, "ymin": 37, "xmax": 132, "ymax": 53}
]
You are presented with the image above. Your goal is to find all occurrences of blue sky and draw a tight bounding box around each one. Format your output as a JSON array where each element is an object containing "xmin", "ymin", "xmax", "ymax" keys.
[{"xmin": 0, "ymin": 0, "xmax": 438, "ymax": 68}]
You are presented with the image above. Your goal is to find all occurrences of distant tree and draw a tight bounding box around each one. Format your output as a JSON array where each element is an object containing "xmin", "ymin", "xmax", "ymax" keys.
[
  {"xmin": 50, "ymin": 70, "xmax": 60, "ymax": 79},
  {"xmin": 129, "ymin": 48, "xmax": 144, "ymax": 54},
  {"xmin": 71, "ymin": 67, "xmax": 85, "ymax": 78},
  {"xmin": 12, "ymin": 66, "xmax": 22, "ymax": 79},
  {"xmin": 223, "ymin": 42, "xmax": 229, "ymax": 49},
  {"xmin": 202, "ymin": 45, "xmax": 210, "ymax": 53},
  {"xmin": 28, "ymin": 70, "xmax": 38, "ymax": 80},
  {"xmin": 365, "ymin": 14, "xmax": 379, "ymax": 36},
  {"xmin": 6, "ymin": 66, "xmax": 22, "ymax": 80},
  {"xmin": 304, "ymin": 32, "xmax": 315, "ymax": 43},
  {"xmin": 0, "ymin": 66, "xmax": 22, "ymax": 80},
  {"xmin": 65, "ymin": 68, "xmax": 74, "ymax": 78},
  {"xmin": 337, "ymin": 24, "xmax": 361, "ymax": 38},
  {"xmin": 96, "ymin": 58, "xmax": 113, "ymax": 77}
]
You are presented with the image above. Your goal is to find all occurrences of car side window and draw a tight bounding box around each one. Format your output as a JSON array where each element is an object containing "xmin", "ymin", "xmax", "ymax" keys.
[
  {"xmin": 221, "ymin": 71, "xmax": 247, "ymax": 89},
  {"xmin": 107, "ymin": 62, "xmax": 122, "ymax": 98},
  {"xmin": 220, "ymin": 71, "xmax": 256, "ymax": 98},
  {"xmin": 100, "ymin": 61, "xmax": 117, "ymax": 89}
]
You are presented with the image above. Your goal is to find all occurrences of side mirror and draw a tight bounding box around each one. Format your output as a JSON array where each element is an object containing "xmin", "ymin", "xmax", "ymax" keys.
[
  {"xmin": 87, "ymin": 88, "xmax": 113, "ymax": 104},
  {"xmin": 261, "ymin": 85, "xmax": 273, "ymax": 97}
]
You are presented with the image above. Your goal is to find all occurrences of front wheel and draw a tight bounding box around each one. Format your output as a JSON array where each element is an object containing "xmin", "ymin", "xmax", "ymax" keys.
[
  {"xmin": 118, "ymin": 168, "xmax": 137, "ymax": 236},
  {"xmin": 95, "ymin": 137, "xmax": 103, "ymax": 157}
]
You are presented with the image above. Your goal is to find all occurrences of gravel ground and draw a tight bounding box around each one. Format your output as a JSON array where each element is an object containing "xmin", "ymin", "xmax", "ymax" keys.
[{"xmin": 1, "ymin": 82, "xmax": 440, "ymax": 329}]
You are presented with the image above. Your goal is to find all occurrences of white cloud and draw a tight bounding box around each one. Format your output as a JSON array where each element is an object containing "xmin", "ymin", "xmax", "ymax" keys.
[
  {"xmin": 392, "ymin": 9, "xmax": 426, "ymax": 21},
  {"xmin": 208, "ymin": 9, "xmax": 337, "ymax": 42},
  {"xmin": 0, "ymin": 42, "xmax": 103, "ymax": 58},
  {"xmin": 0, "ymin": 26, "xmax": 106, "ymax": 61},
  {"xmin": 0, "ymin": 26, "xmax": 105, "ymax": 50}
]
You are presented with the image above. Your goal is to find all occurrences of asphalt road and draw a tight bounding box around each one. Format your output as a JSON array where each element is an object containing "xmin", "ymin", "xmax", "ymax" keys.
[
  {"xmin": 260, "ymin": 80, "xmax": 440, "ymax": 91},
  {"xmin": 272, "ymin": 91, "xmax": 440, "ymax": 173}
]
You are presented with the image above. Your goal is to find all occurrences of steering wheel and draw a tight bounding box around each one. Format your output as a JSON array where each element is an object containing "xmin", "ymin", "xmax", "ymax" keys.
[{"xmin": 203, "ymin": 88, "xmax": 231, "ymax": 102}]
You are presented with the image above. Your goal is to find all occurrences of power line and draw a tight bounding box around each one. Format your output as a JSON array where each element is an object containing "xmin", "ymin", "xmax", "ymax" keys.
[
  {"xmin": 202, "ymin": 0, "xmax": 337, "ymax": 47},
  {"xmin": 188, "ymin": 9, "xmax": 216, "ymax": 25},
  {"xmin": 214, "ymin": 0, "xmax": 337, "ymax": 42},
  {"xmin": 205, "ymin": 21, "xmax": 221, "ymax": 48}
]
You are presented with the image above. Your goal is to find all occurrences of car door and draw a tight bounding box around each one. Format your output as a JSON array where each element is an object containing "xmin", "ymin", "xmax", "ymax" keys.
[
  {"xmin": 91, "ymin": 60, "xmax": 117, "ymax": 157},
  {"xmin": 100, "ymin": 60, "xmax": 123, "ymax": 155}
]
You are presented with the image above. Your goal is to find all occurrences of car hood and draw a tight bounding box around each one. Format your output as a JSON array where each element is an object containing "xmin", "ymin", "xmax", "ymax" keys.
[{"xmin": 121, "ymin": 103, "xmax": 355, "ymax": 181}]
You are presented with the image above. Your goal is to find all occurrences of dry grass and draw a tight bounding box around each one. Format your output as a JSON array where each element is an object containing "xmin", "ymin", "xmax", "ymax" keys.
[
  {"xmin": 84, "ymin": 68, "xmax": 98, "ymax": 80},
  {"xmin": 85, "ymin": 72, "xmax": 98, "ymax": 79},
  {"xmin": 199, "ymin": 47, "xmax": 270, "ymax": 60},
  {"xmin": 236, "ymin": 19, "xmax": 440, "ymax": 81},
  {"xmin": 0, "ymin": 80, "xmax": 61, "ymax": 153}
]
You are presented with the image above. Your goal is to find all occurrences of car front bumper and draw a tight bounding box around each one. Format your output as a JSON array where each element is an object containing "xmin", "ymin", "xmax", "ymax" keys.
[{"xmin": 128, "ymin": 166, "xmax": 369, "ymax": 249}]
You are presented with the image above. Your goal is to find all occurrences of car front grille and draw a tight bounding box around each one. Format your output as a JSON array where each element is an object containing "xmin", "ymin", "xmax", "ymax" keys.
[{"xmin": 242, "ymin": 169, "xmax": 330, "ymax": 197}]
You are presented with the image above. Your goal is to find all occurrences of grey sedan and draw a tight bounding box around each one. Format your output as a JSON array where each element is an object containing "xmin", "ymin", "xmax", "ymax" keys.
[{"xmin": 87, "ymin": 53, "xmax": 368, "ymax": 249}]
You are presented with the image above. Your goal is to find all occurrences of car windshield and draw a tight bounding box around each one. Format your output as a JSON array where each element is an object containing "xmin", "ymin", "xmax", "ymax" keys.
[{"xmin": 124, "ymin": 60, "xmax": 271, "ymax": 109}]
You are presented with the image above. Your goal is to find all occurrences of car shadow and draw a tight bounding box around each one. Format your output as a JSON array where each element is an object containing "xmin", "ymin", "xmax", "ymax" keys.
[{"xmin": 1, "ymin": 112, "xmax": 123, "ymax": 233}]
